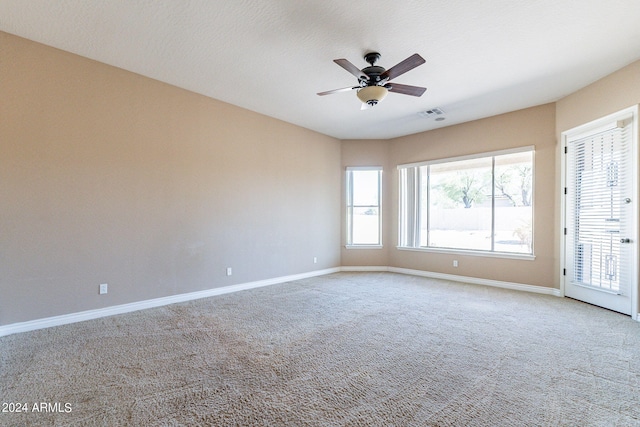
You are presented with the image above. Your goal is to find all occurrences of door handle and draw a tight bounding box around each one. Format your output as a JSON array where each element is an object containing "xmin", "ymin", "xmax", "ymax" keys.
[{"xmin": 620, "ymin": 238, "xmax": 631, "ymax": 243}]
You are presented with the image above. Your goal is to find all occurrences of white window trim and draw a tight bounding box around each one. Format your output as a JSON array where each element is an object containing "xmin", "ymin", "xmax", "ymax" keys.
[
  {"xmin": 396, "ymin": 245, "xmax": 536, "ymax": 260},
  {"xmin": 346, "ymin": 166, "xmax": 383, "ymax": 248},
  {"xmin": 397, "ymin": 147, "xmax": 535, "ymax": 258},
  {"xmin": 397, "ymin": 146, "xmax": 534, "ymax": 169}
]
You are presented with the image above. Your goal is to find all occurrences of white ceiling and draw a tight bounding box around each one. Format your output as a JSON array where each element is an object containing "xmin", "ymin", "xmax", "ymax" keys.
[{"xmin": 2, "ymin": 1, "xmax": 640, "ymax": 140}]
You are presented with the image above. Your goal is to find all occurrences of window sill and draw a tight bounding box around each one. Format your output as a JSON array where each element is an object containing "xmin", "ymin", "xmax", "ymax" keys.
[
  {"xmin": 345, "ymin": 245, "xmax": 384, "ymax": 250},
  {"xmin": 396, "ymin": 246, "xmax": 535, "ymax": 260}
]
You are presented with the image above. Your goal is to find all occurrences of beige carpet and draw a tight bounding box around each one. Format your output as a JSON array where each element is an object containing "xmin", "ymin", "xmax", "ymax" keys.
[{"xmin": 2, "ymin": 272, "xmax": 640, "ymax": 426}]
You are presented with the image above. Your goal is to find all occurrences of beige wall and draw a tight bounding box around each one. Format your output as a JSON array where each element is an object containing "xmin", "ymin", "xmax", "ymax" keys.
[
  {"xmin": 556, "ymin": 60, "xmax": 640, "ymax": 134},
  {"xmin": 1, "ymin": 32, "xmax": 341, "ymax": 325},
  {"xmin": 340, "ymin": 105, "xmax": 557, "ymax": 289},
  {"xmin": 387, "ymin": 105, "xmax": 558, "ymax": 288}
]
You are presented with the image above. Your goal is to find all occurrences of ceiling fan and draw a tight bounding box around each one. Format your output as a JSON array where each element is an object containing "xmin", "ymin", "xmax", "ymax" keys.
[{"xmin": 317, "ymin": 52, "xmax": 426, "ymax": 109}]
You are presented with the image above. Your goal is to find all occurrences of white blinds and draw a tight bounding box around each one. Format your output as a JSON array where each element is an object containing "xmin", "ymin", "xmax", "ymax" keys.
[{"xmin": 567, "ymin": 122, "xmax": 631, "ymax": 294}]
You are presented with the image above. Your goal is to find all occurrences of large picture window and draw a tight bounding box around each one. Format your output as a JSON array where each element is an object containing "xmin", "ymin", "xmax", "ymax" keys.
[
  {"xmin": 346, "ymin": 167, "xmax": 382, "ymax": 247},
  {"xmin": 398, "ymin": 148, "xmax": 533, "ymax": 256}
]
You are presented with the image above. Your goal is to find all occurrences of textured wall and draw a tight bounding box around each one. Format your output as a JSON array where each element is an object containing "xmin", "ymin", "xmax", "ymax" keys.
[{"xmin": 0, "ymin": 32, "xmax": 341, "ymax": 325}]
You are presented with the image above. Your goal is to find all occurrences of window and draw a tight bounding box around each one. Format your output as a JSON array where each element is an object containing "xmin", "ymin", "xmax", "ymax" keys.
[
  {"xmin": 398, "ymin": 147, "xmax": 533, "ymax": 256},
  {"xmin": 346, "ymin": 167, "xmax": 382, "ymax": 247}
]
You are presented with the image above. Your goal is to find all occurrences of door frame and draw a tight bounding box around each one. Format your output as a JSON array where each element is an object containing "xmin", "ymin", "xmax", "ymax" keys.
[{"xmin": 560, "ymin": 105, "xmax": 639, "ymax": 320}]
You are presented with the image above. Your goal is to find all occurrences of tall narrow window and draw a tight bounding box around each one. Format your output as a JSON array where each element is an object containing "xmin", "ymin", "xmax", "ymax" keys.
[
  {"xmin": 346, "ymin": 167, "xmax": 382, "ymax": 247},
  {"xmin": 399, "ymin": 148, "xmax": 533, "ymax": 256}
]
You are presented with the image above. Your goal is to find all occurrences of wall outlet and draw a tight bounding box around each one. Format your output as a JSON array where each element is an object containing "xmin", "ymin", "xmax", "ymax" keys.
[
  {"xmin": 99, "ymin": 283, "xmax": 108, "ymax": 294},
  {"xmin": 226, "ymin": 267, "xmax": 232, "ymax": 276},
  {"xmin": 313, "ymin": 257, "xmax": 318, "ymax": 264},
  {"xmin": 453, "ymin": 260, "xmax": 458, "ymax": 267}
]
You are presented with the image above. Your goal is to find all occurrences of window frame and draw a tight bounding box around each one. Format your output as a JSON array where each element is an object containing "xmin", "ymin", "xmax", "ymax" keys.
[
  {"xmin": 346, "ymin": 166, "xmax": 383, "ymax": 249},
  {"xmin": 397, "ymin": 147, "xmax": 535, "ymax": 259}
]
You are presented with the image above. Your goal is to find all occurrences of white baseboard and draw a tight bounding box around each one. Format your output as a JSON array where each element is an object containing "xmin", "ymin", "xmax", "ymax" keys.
[
  {"xmin": 0, "ymin": 267, "xmax": 340, "ymax": 337},
  {"xmin": 340, "ymin": 266, "xmax": 390, "ymax": 272},
  {"xmin": 339, "ymin": 265, "xmax": 560, "ymax": 296},
  {"xmin": 386, "ymin": 266, "xmax": 562, "ymax": 296},
  {"xmin": 0, "ymin": 266, "xmax": 560, "ymax": 337}
]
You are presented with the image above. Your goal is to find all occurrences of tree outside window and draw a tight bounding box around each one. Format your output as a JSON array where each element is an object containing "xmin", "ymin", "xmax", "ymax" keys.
[{"xmin": 401, "ymin": 149, "xmax": 533, "ymax": 255}]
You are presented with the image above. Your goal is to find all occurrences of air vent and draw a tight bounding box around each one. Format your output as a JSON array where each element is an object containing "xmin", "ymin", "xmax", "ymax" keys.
[{"xmin": 418, "ymin": 107, "xmax": 445, "ymax": 118}]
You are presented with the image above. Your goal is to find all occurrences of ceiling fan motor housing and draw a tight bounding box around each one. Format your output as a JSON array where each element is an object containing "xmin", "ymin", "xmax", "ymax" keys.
[{"xmin": 361, "ymin": 66, "xmax": 385, "ymax": 83}]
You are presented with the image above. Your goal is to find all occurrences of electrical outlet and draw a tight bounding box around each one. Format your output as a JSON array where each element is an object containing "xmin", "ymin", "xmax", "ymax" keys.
[
  {"xmin": 99, "ymin": 283, "xmax": 108, "ymax": 294},
  {"xmin": 226, "ymin": 267, "xmax": 232, "ymax": 276},
  {"xmin": 453, "ymin": 260, "xmax": 458, "ymax": 267},
  {"xmin": 313, "ymin": 257, "xmax": 317, "ymax": 264}
]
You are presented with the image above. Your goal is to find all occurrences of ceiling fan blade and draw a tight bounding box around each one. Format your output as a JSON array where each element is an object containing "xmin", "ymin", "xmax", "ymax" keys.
[
  {"xmin": 317, "ymin": 86, "xmax": 358, "ymax": 96},
  {"xmin": 387, "ymin": 83, "xmax": 427, "ymax": 97},
  {"xmin": 380, "ymin": 53, "xmax": 425, "ymax": 81},
  {"xmin": 334, "ymin": 58, "xmax": 370, "ymax": 81}
]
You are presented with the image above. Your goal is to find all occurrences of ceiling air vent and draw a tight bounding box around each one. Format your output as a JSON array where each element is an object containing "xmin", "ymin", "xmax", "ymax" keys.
[{"xmin": 418, "ymin": 107, "xmax": 445, "ymax": 118}]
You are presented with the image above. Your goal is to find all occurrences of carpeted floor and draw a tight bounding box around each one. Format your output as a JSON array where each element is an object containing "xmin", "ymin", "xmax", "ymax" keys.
[{"xmin": 2, "ymin": 272, "xmax": 640, "ymax": 426}]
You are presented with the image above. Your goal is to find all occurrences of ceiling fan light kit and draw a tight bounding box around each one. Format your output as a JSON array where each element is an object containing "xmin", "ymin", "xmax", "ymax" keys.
[
  {"xmin": 357, "ymin": 86, "xmax": 388, "ymax": 106},
  {"xmin": 318, "ymin": 51, "xmax": 426, "ymax": 109}
]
